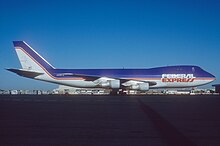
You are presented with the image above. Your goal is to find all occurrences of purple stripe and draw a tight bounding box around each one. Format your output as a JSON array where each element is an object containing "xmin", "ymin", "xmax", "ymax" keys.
[{"xmin": 12, "ymin": 41, "xmax": 215, "ymax": 79}]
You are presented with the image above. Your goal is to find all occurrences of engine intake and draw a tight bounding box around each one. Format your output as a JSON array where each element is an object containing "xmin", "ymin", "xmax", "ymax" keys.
[
  {"xmin": 130, "ymin": 83, "xmax": 149, "ymax": 91},
  {"xmin": 99, "ymin": 80, "xmax": 120, "ymax": 89}
]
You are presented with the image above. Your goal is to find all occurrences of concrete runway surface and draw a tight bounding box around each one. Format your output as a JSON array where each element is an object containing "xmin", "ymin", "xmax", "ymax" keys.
[{"xmin": 0, "ymin": 94, "xmax": 220, "ymax": 146}]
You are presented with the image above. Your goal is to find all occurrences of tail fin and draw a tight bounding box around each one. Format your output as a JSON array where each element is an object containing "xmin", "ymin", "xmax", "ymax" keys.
[{"xmin": 13, "ymin": 41, "xmax": 55, "ymax": 72}]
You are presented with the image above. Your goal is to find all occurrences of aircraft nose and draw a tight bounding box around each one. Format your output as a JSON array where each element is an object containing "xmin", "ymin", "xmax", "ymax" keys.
[
  {"xmin": 211, "ymin": 76, "xmax": 216, "ymax": 81},
  {"xmin": 208, "ymin": 72, "xmax": 216, "ymax": 82}
]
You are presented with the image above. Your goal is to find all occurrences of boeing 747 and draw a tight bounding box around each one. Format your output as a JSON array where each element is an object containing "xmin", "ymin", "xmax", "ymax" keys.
[{"xmin": 7, "ymin": 41, "xmax": 216, "ymax": 94}]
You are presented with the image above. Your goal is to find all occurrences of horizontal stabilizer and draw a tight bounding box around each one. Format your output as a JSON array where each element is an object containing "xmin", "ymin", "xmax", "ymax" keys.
[{"xmin": 7, "ymin": 68, "xmax": 44, "ymax": 78}]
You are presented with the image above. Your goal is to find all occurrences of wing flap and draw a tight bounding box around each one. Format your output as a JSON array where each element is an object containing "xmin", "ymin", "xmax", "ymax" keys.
[{"xmin": 56, "ymin": 73, "xmax": 99, "ymax": 81}]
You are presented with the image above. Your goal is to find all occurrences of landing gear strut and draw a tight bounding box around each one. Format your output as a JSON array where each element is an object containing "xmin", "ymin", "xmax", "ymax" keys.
[
  {"xmin": 110, "ymin": 89, "xmax": 127, "ymax": 95},
  {"xmin": 110, "ymin": 89, "xmax": 118, "ymax": 95}
]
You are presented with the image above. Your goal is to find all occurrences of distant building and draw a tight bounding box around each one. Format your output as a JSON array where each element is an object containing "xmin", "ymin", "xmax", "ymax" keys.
[
  {"xmin": 54, "ymin": 85, "xmax": 110, "ymax": 95},
  {"xmin": 212, "ymin": 84, "xmax": 220, "ymax": 94}
]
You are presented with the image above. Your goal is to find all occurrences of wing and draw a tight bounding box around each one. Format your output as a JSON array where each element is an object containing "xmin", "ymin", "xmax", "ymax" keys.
[{"xmin": 55, "ymin": 73, "xmax": 157, "ymax": 86}]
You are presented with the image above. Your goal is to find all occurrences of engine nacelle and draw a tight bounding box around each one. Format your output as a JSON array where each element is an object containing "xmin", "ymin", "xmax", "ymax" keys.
[
  {"xmin": 130, "ymin": 83, "xmax": 149, "ymax": 91},
  {"xmin": 100, "ymin": 80, "xmax": 120, "ymax": 89}
]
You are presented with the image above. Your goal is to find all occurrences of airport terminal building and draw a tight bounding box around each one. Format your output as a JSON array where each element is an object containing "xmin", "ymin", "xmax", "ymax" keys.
[{"xmin": 213, "ymin": 84, "xmax": 220, "ymax": 94}]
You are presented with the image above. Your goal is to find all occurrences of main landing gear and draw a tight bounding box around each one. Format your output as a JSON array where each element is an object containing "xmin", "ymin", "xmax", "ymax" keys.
[{"xmin": 110, "ymin": 89, "xmax": 127, "ymax": 95}]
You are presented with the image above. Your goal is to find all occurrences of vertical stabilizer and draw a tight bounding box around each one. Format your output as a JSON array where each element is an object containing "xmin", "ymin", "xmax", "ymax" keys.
[{"xmin": 13, "ymin": 41, "xmax": 55, "ymax": 72}]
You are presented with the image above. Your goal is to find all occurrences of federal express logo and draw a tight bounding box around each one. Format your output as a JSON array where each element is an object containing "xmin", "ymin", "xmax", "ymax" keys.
[{"xmin": 161, "ymin": 74, "xmax": 195, "ymax": 82}]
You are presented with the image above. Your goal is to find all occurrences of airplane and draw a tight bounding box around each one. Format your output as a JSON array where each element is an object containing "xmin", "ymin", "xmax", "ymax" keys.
[{"xmin": 7, "ymin": 41, "xmax": 216, "ymax": 94}]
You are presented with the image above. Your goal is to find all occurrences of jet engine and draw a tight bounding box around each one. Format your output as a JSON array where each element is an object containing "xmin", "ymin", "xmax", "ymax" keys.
[
  {"xmin": 130, "ymin": 83, "xmax": 149, "ymax": 91},
  {"xmin": 99, "ymin": 80, "xmax": 120, "ymax": 89}
]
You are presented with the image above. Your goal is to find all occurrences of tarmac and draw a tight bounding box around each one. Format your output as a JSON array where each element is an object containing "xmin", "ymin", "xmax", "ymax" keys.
[{"xmin": 0, "ymin": 94, "xmax": 220, "ymax": 146}]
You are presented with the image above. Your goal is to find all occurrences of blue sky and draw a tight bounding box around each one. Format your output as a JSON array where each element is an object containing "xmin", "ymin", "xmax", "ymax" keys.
[{"xmin": 0, "ymin": 0, "xmax": 219, "ymax": 90}]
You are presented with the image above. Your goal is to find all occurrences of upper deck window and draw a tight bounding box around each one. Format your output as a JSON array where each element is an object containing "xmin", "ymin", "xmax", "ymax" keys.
[{"xmin": 176, "ymin": 68, "xmax": 183, "ymax": 71}]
